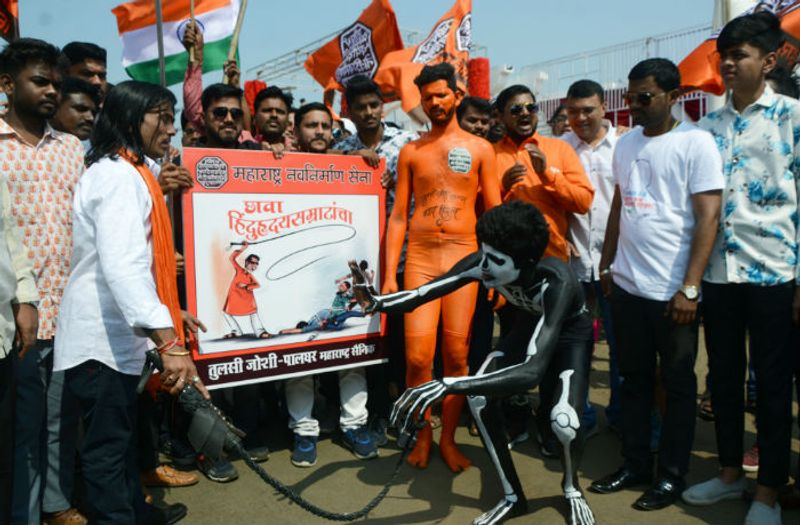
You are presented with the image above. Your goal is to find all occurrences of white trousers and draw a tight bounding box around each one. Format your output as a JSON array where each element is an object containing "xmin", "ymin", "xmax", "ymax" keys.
[
  {"xmin": 223, "ymin": 312, "xmax": 265, "ymax": 336},
  {"xmin": 285, "ymin": 367, "xmax": 368, "ymax": 436}
]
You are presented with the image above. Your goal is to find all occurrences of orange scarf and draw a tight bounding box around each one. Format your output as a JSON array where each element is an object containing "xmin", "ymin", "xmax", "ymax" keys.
[{"xmin": 118, "ymin": 149, "xmax": 185, "ymax": 346}]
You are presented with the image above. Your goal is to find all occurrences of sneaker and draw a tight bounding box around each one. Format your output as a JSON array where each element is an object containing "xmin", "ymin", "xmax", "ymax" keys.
[
  {"xmin": 682, "ymin": 476, "xmax": 747, "ymax": 505},
  {"xmin": 160, "ymin": 438, "xmax": 196, "ymax": 468},
  {"xmin": 291, "ymin": 434, "xmax": 318, "ymax": 467},
  {"xmin": 196, "ymin": 455, "xmax": 238, "ymax": 483},
  {"xmin": 342, "ymin": 426, "xmax": 378, "ymax": 459},
  {"xmin": 369, "ymin": 417, "xmax": 389, "ymax": 448},
  {"xmin": 744, "ymin": 501, "xmax": 782, "ymax": 525},
  {"xmin": 742, "ymin": 445, "xmax": 759, "ymax": 473}
]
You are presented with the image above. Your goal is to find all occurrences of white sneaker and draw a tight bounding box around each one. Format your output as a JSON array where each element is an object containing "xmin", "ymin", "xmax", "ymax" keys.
[
  {"xmin": 682, "ymin": 476, "xmax": 747, "ymax": 505},
  {"xmin": 744, "ymin": 501, "xmax": 781, "ymax": 525}
]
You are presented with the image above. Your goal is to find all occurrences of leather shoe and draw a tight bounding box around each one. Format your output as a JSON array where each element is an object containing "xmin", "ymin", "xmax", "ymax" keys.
[
  {"xmin": 139, "ymin": 502, "xmax": 188, "ymax": 525},
  {"xmin": 634, "ymin": 475, "xmax": 686, "ymax": 511},
  {"xmin": 42, "ymin": 508, "xmax": 88, "ymax": 525},
  {"xmin": 590, "ymin": 467, "xmax": 652, "ymax": 494},
  {"xmin": 142, "ymin": 464, "xmax": 199, "ymax": 487}
]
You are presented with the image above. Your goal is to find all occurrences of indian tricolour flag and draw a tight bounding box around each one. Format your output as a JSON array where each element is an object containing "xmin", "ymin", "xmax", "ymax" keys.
[{"xmin": 112, "ymin": 0, "xmax": 239, "ymax": 86}]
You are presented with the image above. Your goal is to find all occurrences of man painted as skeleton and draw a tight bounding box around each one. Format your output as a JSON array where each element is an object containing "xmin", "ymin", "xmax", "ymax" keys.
[{"xmin": 350, "ymin": 200, "xmax": 596, "ymax": 525}]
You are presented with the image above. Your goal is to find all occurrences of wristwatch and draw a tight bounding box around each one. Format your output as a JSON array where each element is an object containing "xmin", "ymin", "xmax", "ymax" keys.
[{"xmin": 680, "ymin": 285, "xmax": 699, "ymax": 301}]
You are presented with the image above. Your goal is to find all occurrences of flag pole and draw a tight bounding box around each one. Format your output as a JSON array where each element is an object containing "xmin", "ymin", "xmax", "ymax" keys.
[
  {"xmin": 189, "ymin": 0, "xmax": 196, "ymax": 63},
  {"xmin": 155, "ymin": 0, "xmax": 167, "ymax": 87},
  {"xmin": 225, "ymin": 0, "xmax": 247, "ymax": 84}
]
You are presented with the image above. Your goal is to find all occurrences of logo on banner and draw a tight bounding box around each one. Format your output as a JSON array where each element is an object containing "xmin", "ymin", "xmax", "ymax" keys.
[
  {"xmin": 196, "ymin": 156, "xmax": 229, "ymax": 189},
  {"xmin": 456, "ymin": 14, "xmax": 471, "ymax": 52},
  {"xmin": 335, "ymin": 22, "xmax": 379, "ymax": 85},
  {"xmin": 413, "ymin": 18, "xmax": 454, "ymax": 64}
]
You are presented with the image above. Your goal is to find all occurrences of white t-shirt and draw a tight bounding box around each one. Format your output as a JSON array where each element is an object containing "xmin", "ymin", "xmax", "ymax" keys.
[{"xmin": 612, "ymin": 122, "xmax": 723, "ymax": 301}]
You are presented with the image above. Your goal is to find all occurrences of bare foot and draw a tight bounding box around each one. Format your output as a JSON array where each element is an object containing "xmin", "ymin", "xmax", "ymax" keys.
[
  {"xmin": 440, "ymin": 441, "xmax": 471, "ymax": 473},
  {"xmin": 407, "ymin": 425, "xmax": 432, "ymax": 469}
]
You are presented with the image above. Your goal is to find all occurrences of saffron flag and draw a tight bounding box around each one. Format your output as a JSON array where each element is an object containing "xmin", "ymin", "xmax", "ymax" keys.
[
  {"xmin": 374, "ymin": 0, "xmax": 471, "ymax": 112},
  {"xmin": 304, "ymin": 0, "xmax": 403, "ymax": 93},
  {"xmin": 0, "ymin": 0, "xmax": 18, "ymax": 42},
  {"xmin": 679, "ymin": 0, "xmax": 800, "ymax": 95},
  {"xmin": 112, "ymin": 0, "xmax": 240, "ymax": 86}
]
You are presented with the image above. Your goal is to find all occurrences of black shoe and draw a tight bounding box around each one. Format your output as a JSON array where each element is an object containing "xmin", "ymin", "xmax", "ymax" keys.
[
  {"xmin": 140, "ymin": 502, "xmax": 188, "ymax": 525},
  {"xmin": 633, "ymin": 475, "xmax": 685, "ymax": 511},
  {"xmin": 589, "ymin": 467, "xmax": 652, "ymax": 494}
]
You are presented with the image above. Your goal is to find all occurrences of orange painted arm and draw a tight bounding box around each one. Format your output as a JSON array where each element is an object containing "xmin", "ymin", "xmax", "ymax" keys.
[
  {"xmin": 478, "ymin": 143, "xmax": 502, "ymax": 211},
  {"xmin": 383, "ymin": 146, "xmax": 412, "ymax": 294},
  {"xmin": 230, "ymin": 248, "xmax": 244, "ymax": 270},
  {"xmin": 540, "ymin": 142, "xmax": 594, "ymax": 214}
]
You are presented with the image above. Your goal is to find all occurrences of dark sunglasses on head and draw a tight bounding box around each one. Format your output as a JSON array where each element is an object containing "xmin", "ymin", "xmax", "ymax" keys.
[
  {"xmin": 211, "ymin": 107, "xmax": 244, "ymax": 119},
  {"xmin": 622, "ymin": 91, "xmax": 667, "ymax": 107},
  {"xmin": 509, "ymin": 103, "xmax": 539, "ymax": 116}
]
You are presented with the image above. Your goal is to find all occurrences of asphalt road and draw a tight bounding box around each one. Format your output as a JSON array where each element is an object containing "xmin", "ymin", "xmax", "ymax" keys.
[{"xmin": 149, "ymin": 340, "xmax": 800, "ymax": 525}]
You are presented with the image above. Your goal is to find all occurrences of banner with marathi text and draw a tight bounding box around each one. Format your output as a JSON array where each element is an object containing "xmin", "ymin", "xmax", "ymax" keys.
[{"xmin": 182, "ymin": 148, "xmax": 387, "ymax": 388}]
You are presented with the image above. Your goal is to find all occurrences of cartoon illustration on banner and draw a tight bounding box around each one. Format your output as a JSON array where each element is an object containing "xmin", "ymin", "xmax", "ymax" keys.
[{"xmin": 181, "ymin": 148, "xmax": 387, "ymax": 388}]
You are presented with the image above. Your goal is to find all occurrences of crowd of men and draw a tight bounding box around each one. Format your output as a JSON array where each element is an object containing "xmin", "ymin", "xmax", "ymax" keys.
[{"xmin": 0, "ymin": 8, "xmax": 799, "ymax": 525}]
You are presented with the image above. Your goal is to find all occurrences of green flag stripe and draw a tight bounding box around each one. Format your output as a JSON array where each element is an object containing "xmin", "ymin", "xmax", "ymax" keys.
[{"xmin": 124, "ymin": 36, "xmax": 235, "ymax": 86}]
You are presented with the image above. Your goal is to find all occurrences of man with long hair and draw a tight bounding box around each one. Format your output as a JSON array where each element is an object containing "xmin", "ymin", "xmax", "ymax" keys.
[{"xmin": 55, "ymin": 80, "xmax": 208, "ymax": 525}]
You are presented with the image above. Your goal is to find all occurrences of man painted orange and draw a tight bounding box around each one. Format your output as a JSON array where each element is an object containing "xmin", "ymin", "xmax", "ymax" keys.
[
  {"xmin": 222, "ymin": 241, "xmax": 271, "ymax": 339},
  {"xmin": 384, "ymin": 63, "xmax": 501, "ymax": 472},
  {"xmin": 494, "ymin": 85, "xmax": 593, "ymax": 261}
]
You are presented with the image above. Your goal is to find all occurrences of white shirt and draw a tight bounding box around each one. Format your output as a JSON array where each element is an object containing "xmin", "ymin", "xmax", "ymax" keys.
[
  {"xmin": 612, "ymin": 122, "xmax": 724, "ymax": 301},
  {"xmin": 699, "ymin": 86, "xmax": 800, "ymax": 285},
  {"xmin": 563, "ymin": 121, "xmax": 617, "ymax": 282},
  {"xmin": 54, "ymin": 156, "xmax": 173, "ymax": 375},
  {"xmin": 0, "ymin": 178, "xmax": 38, "ymax": 357}
]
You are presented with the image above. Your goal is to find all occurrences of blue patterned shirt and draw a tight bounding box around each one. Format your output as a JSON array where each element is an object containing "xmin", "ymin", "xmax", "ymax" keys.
[
  {"xmin": 332, "ymin": 123, "xmax": 418, "ymax": 217},
  {"xmin": 699, "ymin": 86, "xmax": 800, "ymax": 285}
]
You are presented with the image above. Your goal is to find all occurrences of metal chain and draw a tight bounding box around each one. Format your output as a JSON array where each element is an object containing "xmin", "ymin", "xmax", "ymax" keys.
[{"xmin": 234, "ymin": 440, "xmax": 410, "ymax": 521}]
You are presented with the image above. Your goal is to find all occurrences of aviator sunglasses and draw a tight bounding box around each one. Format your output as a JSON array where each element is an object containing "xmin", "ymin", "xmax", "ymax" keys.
[
  {"xmin": 509, "ymin": 102, "xmax": 539, "ymax": 116},
  {"xmin": 622, "ymin": 91, "xmax": 668, "ymax": 106},
  {"xmin": 211, "ymin": 107, "xmax": 245, "ymax": 119}
]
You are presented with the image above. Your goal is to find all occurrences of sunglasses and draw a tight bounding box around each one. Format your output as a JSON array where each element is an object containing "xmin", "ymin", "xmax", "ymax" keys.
[
  {"xmin": 622, "ymin": 91, "xmax": 667, "ymax": 107},
  {"xmin": 211, "ymin": 107, "xmax": 244, "ymax": 119},
  {"xmin": 509, "ymin": 103, "xmax": 539, "ymax": 116}
]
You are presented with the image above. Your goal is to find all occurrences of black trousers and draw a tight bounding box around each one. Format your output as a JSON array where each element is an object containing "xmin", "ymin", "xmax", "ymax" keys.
[
  {"xmin": 612, "ymin": 284, "xmax": 698, "ymax": 478},
  {"xmin": 66, "ymin": 361, "xmax": 143, "ymax": 525},
  {"xmin": 703, "ymin": 281, "xmax": 794, "ymax": 488},
  {"xmin": 0, "ymin": 356, "xmax": 13, "ymax": 525}
]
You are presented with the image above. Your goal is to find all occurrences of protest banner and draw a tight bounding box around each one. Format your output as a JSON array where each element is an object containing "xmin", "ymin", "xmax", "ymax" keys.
[{"xmin": 182, "ymin": 148, "xmax": 387, "ymax": 388}]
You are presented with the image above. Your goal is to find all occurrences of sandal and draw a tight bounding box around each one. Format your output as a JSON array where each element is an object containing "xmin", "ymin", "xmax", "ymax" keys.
[
  {"xmin": 698, "ymin": 398, "xmax": 715, "ymax": 421},
  {"xmin": 258, "ymin": 331, "xmax": 273, "ymax": 339},
  {"xmin": 223, "ymin": 332, "xmax": 238, "ymax": 339}
]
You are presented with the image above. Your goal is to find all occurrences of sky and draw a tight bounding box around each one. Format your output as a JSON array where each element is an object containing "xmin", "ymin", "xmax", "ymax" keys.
[{"xmin": 19, "ymin": 0, "xmax": 715, "ymax": 103}]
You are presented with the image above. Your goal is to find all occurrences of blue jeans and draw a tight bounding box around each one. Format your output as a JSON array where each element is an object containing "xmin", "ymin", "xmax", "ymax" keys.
[
  {"xmin": 11, "ymin": 340, "xmax": 53, "ymax": 525},
  {"xmin": 581, "ymin": 281, "xmax": 620, "ymax": 428}
]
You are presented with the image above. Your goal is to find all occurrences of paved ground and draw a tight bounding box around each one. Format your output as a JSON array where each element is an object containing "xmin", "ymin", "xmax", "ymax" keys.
[{"xmin": 150, "ymin": 339, "xmax": 800, "ymax": 525}]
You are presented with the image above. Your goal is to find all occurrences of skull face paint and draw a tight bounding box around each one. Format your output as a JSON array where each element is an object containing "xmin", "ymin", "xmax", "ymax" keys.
[{"xmin": 480, "ymin": 243, "xmax": 520, "ymax": 287}]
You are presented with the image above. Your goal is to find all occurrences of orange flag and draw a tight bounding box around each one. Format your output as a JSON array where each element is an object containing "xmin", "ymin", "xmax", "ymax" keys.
[
  {"xmin": 303, "ymin": 0, "xmax": 403, "ymax": 93},
  {"xmin": 0, "ymin": 0, "xmax": 18, "ymax": 42},
  {"xmin": 679, "ymin": 1, "xmax": 800, "ymax": 95},
  {"xmin": 374, "ymin": 0, "xmax": 471, "ymax": 113}
]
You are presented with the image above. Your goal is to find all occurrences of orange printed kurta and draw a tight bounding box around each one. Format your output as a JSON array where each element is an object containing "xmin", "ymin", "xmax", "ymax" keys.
[{"xmin": 223, "ymin": 249, "xmax": 259, "ymax": 316}]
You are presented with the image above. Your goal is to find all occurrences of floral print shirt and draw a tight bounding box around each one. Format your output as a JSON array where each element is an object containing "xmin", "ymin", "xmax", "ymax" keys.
[{"xmin": 699, "ymin": 86, "xmax": 800, "ymax": 285}]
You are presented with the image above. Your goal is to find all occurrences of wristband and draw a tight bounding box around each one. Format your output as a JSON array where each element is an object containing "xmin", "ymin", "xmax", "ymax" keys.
[
  {"xmin": 599, "ymin": 268, "xmax": 612, "ymax": 276},
  {"xmin": 156, "ymin": 336, "xmax": 180, "ymax": 354}
]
